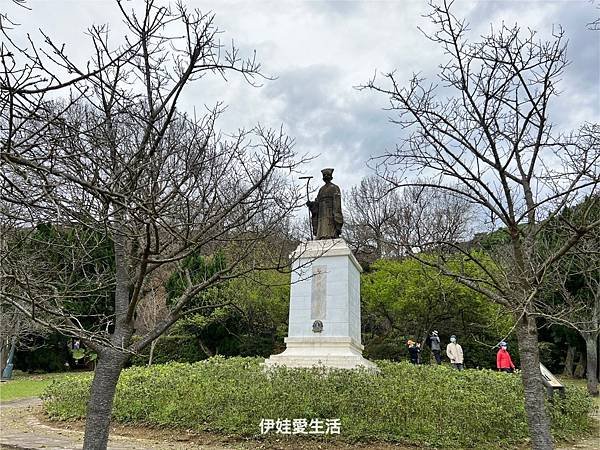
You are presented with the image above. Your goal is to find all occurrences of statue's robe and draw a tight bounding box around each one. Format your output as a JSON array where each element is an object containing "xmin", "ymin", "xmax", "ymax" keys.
[{"xmin": 308, "ymin": 182, "xmax": 343, "ymax": 239}]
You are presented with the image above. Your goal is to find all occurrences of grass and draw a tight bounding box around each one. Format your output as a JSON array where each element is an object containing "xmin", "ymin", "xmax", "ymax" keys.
[{"xmin": 0, "ymin": 370, "xmax": 88, "ymax": 402}]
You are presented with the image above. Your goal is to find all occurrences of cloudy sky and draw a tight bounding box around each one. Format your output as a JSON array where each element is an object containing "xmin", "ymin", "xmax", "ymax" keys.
[{"xmin": 8, "ymin": 0, "xmax": 600, "ymax": 191}]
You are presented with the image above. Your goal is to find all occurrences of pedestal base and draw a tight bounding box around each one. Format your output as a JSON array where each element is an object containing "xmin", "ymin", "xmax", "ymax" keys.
[
  {"xmin": 264, "ymin": 337, "xmax": 378, "ymax": 371},
  {"xmin": 264, "ymin": 239, "xmax": 378, "ymax": 372}
]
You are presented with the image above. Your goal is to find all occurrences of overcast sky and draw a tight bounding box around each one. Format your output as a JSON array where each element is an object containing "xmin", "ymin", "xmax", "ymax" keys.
[{"xmin": 8, "ymin": 0, "xmax": 600, "ymax": 191}]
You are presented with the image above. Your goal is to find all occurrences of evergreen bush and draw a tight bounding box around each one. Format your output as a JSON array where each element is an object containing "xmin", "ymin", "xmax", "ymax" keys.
[{"xmin": 42, "ymin": 357, "xmax": 593, "ymax": 448}]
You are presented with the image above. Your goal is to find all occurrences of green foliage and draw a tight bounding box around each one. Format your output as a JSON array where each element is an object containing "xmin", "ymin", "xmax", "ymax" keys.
[
  {"xmin": 43, "ymin": 357, "xmax": 593, "ymax": 448},
  {"xmin": 7, "ymin": 223, "xmax": 115, "ymax": 326},
  {"xmin": 548, "ymin": 386, "xmax": 596, "ymax": 440},
  {"xmin": 129, "ymin": 335, "xmax": 206, "ymax": 366},
  {"xmin": 537, "ymin": 340, "xmax": 565, "ymax": 374},
  {"xmin": 137, "ymin": 269, "xmax": 290, "ymax": 364},
  {"xmin": 71, "ymin": 348, "xmax": 97, "ymax": 364},
  {"xmin": 165, "ymin": 252, "xmax": 226, "ymax": 305},
  {"xmin": 474, "ymin": 228, "xmax": 511, "ymax": 250},
  {"xmin": 362, "ymin": 258, "xmax": 512, "ymax": 367}
]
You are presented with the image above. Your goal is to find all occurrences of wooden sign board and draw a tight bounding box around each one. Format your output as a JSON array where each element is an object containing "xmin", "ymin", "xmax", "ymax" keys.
[{"xmin": 540, "ymin": 363, "xmax": 564, "ymax": 389}]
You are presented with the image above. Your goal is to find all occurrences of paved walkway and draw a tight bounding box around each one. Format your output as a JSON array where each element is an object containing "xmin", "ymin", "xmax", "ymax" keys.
[{"xmin": 0, "ymin": 398, "xmax": 231, "ymax": 450}]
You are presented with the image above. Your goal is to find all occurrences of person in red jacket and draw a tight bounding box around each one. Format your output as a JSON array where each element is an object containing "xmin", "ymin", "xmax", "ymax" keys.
[{"xmin": 496, "ymin": 341, "xmax": 515, "ymax": 373}]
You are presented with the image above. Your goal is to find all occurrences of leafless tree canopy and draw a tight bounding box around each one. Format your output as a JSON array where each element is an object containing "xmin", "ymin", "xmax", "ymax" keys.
[
  {"xmin": 365, "ymin": 1, "xmax": 600, "ymax": 303},
  {"xmin": 0, "ymin": 301, "xmax": 49, "ymax": 373},
  {"xmin": 363, "ymin": 1, "xmax": 600, "ymax": 448},
  {"xmin": 532, "ymin": 198, "xmax": 600, "ymax": 330},
  {"xmin": 0, "ymin": 2, "xmax": 304, "ymax": 448},
  {"xmin": 535, "ymin": 200, "xmax": 600, "ymax": 395},
  {"xmin": 1, "ymin": 0, "xmax": 302, "ymax": 344},
  {"xmin": 344, "ymin": 176, "xmax": 471, "ymax": 260},
  {"xmin": 344, "ymin": 175, "xmax": 398, "ymax": 259}
]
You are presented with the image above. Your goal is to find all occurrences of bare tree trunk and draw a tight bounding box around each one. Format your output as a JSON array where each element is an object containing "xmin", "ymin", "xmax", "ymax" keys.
[
  {"xmin": 574, "ymin": 350, "xmax": 586, "ymax": 378},
  {"xmin": 374, "ymin": 230, "xmax": 383, "ymax": 260},
  {"xmin": 0, "ymin": 341, "xmax": 6, "ymax": 374},
  {"xmin": 516, "ymin": 313, "xmax": 554, "ymax": 450},
  {"xmin": 198, "ymin": 338, "xmax": 214, "ymax": 358},
  {"xmin": 84, "ymin": 224, "xmax": 133, "ymax": 448},
  {"xmin": 147, "ymin": 339, "xmax": 156, "ymax": 367},
  {"xmin": 563, "ymin": 345, "xmax": 575, "ymax": 377},
  {"xmin": 2, "ymin": 336, "xmax": 17, "ymax": 379},
  {"xmin": 582, "ymin": 333, "xmax": 599, "ymax": 396},
  {"xmin": 597, "ymin": 338, "xmax": 600, "ymax": 385},
  {"xmin": 82, "ymin": 223, "xmax": 133, "ymax": 449},
  {"xmin": 82, "ymin": 349, "xmax": 128, "ymax": 450}
]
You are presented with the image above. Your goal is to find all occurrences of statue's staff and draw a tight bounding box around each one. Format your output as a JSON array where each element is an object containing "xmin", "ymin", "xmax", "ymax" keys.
[{"xmin": 299, "ymin": 175, "xmax": 313, "ymax": 238}]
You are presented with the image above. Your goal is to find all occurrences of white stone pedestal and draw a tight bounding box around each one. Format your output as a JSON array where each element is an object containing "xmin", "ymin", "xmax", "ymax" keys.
[{"xmin": 264, "ymin": 239, "xmax": 377, "ymax": 371}]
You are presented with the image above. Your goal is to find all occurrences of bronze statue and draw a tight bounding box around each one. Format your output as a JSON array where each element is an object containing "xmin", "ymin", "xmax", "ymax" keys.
[{"xmin": 306, "ymin": 168, "xmax": 343, "ymax": 239}]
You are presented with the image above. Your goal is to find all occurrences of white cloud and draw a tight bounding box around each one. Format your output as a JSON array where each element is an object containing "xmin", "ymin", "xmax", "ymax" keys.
[{"xmin": 6, "ymin": 0, "xmax": 598, "ymax": 191}]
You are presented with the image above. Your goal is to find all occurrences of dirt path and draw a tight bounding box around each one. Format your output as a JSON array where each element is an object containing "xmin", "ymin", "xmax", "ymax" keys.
[
  {"xmin": 0, "ymin": 398, "xmax": 404, "ymax": 450},
  {"xmin": 0, "ymin": 398, "xmax": 233, "ymax": 450}
]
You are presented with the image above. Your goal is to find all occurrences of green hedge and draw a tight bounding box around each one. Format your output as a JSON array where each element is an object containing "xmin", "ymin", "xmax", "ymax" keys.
[{"xmin": 42, "ymin": 357, "xmax": 593, "ymax": 448}]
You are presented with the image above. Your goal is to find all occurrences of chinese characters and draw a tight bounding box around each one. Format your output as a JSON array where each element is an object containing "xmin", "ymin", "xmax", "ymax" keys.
[{"xmin": 259, "ymin": 418, "xmax": 341, "ymax": 435}]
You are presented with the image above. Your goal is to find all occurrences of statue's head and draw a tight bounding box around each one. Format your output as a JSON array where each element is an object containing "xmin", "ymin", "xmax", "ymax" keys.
[{"xmin": 321, "ymin": 168, "xmax": 334, "ymax": 182}]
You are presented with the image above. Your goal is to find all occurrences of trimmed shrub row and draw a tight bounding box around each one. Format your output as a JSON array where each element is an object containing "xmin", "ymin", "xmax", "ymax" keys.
[{"xmin": 42, "ymin": 357, "xmax": 593, "ymax": 448}]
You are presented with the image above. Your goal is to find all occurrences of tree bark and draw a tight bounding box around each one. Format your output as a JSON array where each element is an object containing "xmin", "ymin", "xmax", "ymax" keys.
[
  {"xmin": 148, "ymin": 339, "xmax": 156, "ymax": 367},
  {"xmin": 82, "ymin": 224, "xmax": 134, "ymax": 449},
  {"xmin": 82, "ymin": 349, "xmax": 128, "ymax": 450},
  {"xmin": 0, "ymin": 341, "xmax": 6, "ymax": 374},
  {"xmin": 563, "ymin": 345, "xmax": 575, "ymax": 377},
  {"xmin": 516, "ymin": 313, "xmax": 554, "ymax": 450},
  {"xmin": 574, "ymin": 350, "xmax": 586, "ymax": 378},
  {"xmin": 582, "ymin": 333, "xmax": 598, "ymax": 396},
  {"xmin": 374, "ymin": 230, "xmax": 383, "ymax": 260}
]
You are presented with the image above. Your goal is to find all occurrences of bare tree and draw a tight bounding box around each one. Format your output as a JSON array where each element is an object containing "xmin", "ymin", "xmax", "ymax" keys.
[
  {"xmin": 587, "ymin": 0, "xmax": 600, "ymax": 30},
  {"xmin": 0, "ymin": 2, "xmax": 303, "ymax": 449},
  {"xmin": 0, "ymin": 210, "xmax": 50, "ymax": 375},
  {"xmin": 0, "ymin": 302, "xmax": 50, "ymax": 375},
  {"xmin": 345, "ymin": 175, "xmax": 398, "ymax": 259},
  {"xmin": 387, "ymin": 184, "xmax": 472, "ymax": 256},
  {"xmin": 363, "ymin": 1, "xmax": 600, "ymax": 448},
  {"xmin": 345, "ymin": 177, "xmax": 471, "ymax": 261},
  {"xmin": 551, "ymin": 249, "xmax": 600, "ymax": 396},
  {"xmin": 135, "ymin": 266, "xmax": 170, "ymax": 367},
  {"xmin": 537, "ymin": 198, "xmax": 600, "ymax": 395}
]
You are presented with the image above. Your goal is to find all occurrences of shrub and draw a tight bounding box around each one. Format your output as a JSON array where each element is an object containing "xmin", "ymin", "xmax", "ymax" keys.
[{"xmin": 42, "ymin": 357, "xmax": 593, "ymax": 448}]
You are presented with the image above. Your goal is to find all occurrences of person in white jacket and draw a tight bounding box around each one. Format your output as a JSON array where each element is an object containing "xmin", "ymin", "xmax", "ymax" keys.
[{"xmin": 446, "ymin": 335, "xmax": 464, "ymax": 370}]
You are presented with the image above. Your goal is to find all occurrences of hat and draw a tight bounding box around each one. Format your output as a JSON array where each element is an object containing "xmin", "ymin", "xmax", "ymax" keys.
[
  {"xmin": 450, "ymin": 335, "xmax": 456, "ymax": 339},
  {"xmin": 321, "ymin": 168, "xmax": 334, "ymax": 177},
  {"xmin": 500, "ymin": 341, "xmax": 508, "ymax": 347}
]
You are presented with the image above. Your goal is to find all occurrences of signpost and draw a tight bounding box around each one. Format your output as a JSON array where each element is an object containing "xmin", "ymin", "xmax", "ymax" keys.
[{"xmin": 540, "ymin": 363, "xmax": 565, "ymax": 398}]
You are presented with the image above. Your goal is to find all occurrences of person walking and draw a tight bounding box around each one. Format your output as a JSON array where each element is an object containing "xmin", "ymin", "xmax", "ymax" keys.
[
  {"xmin": 496, "ymin": 341, "xmax": 515, "ymax": 373},
  {"xmin": 446, "ymin": 335, "xmax": 464, "ymax": 370},
  {"xmin": 407, "ymin": 340, "xmax": 421, "ymax": 365},
  {"xmin": 430, "ymin": 330, "xmax": 442, "ymax": 365}
]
